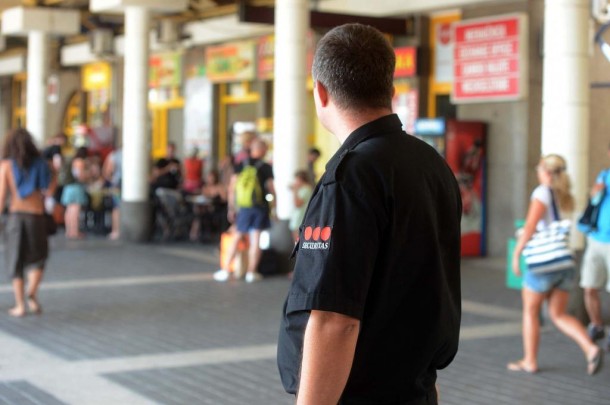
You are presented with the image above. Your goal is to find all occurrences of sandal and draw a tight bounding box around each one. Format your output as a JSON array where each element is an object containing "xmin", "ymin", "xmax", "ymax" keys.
[
  {"xmin": 27, "ymin": 296, "xmax": 42, "ymax": 315},
  {"xmin": 587, "ymin": 347, "xmax": 603, "ymax": 376},
  {"xmin": 507, "ymin": 360, "xmax": 537, "ymax": 374}
]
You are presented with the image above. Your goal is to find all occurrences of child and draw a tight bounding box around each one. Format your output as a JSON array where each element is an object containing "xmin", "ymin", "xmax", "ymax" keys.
[{"xmin": 289, "ymin": 170, "xmax": 314, "ymax": 242}]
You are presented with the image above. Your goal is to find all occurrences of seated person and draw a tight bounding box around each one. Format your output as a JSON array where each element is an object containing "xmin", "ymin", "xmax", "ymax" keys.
[
  {"xmin": 150, "ymin": 157, "xmax": 181, "ymax": 191},
  {"xmin": 190, "ymin": 170, "xmax": 227, "ymax": 241}
]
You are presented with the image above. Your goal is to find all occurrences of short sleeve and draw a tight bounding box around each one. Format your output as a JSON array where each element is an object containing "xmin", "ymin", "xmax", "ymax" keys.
[
  {"xmin": 531, "ymin": 185, "xmax": 551, "ymax": 208},
  {"xmin": 261, "ymin": 163, "xmax": 274, "ymax": 180},
  {"xmin": 596, "ymin": 170, "xmax": 608, "ymax": 185},
  {"xmin": 287, "ymin": 181, "xmax": 381, "ymax": 320}
]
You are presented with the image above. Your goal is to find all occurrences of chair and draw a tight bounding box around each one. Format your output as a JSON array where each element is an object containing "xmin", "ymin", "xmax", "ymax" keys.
[{"xmin": 154, "ymin": 188, "xmax": 193, "ymax": 241}]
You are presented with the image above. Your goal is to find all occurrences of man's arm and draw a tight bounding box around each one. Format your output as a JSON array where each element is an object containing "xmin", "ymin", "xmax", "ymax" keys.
[{"xmin": 297, "ymin": 310, "xmax": 360, "ymax": 405}]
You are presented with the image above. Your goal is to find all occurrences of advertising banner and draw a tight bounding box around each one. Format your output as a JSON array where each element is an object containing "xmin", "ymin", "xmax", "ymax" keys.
[
  {"xmin": 452, "ymin": 14, "xmax": 527, "ymax": 103},
  {"xmin": 256, "ymin": 32, "xmax": 315, "ymax": 80},
  {"xmin": 184, "ymin": 77, "xmax": 213, "ymax": 158},
  {"xmin": 394, "ymin": 46, "xmax": 417, "ymax": 78},
  {"xmin": 434, "ymin": 21, "xmax": 455, "ymax": 83},
  {"xmin": 392, "ymin": 82, "xmax": 418, "ymax": 134},
  {"xmin": 257, "ymin": 35, "xmax": 275, "ymax": 80},
  {"xmin": 206, "ymin": 41, "xmax": 256, "ymax": 83},
  {"xmin": 149, "ymin": 52, "xmax": 182, "ymax": 88}
]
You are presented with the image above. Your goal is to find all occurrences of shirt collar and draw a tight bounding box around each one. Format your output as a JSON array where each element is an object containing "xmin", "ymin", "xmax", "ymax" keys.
[{"xmin": 325, "ymin": 114, "xmax": 403, "ymax": 171}]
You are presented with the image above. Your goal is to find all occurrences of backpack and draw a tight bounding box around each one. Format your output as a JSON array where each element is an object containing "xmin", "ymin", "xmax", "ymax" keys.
[{"xmin": 235, "ymin": 160, "xmax": 264, "ymax": 208}]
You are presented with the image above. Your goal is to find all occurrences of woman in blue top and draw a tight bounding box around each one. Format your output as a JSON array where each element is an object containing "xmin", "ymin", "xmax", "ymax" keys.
[
  {"xmin": 0, "ymin": 129, "xmax": 53, "ymax": 317},
  {"xmin": 509, "ymin": 154, "xmax": 602, "ymax": 375}
]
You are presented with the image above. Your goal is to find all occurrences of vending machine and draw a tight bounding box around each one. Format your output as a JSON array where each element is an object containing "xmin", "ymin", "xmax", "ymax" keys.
[{"xmin": 414, "ymin": 119, "xmax": 487, "ymax": 257}]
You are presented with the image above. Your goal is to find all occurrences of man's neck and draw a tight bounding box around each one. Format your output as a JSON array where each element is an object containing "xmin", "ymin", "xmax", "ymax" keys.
[{"xmin": 331, "ymin": 108, "xmax": 393, "ymax": 144}]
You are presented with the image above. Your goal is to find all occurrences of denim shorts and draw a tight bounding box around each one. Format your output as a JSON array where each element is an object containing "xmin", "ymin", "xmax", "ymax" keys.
[
  {"xmin": 236, "ymin": 207, "xmax": 270, "ymax": 233},
  {"xmin": 523, "ymin": 268, "xmax": 574, "ymax": 293}
]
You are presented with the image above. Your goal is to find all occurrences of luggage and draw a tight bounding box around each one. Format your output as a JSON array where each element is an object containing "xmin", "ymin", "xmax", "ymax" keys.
[
  {"xmin": 257, "ymin": 249, "xmax": 280, "ymax": 276},
  {"xmin": 220, "ymin": 231, "xmax": 249, "ymax": 277}
]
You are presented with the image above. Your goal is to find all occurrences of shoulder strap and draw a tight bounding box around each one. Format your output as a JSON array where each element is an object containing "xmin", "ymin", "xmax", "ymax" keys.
[{"xmin": 549, "ymin": 187, "xmax": 560, "ymax": 221}]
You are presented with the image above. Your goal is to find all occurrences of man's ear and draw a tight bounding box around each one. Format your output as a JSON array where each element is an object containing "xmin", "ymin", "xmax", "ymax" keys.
[{"xmin": 315, "ymin": 81, "xmax": 330, "ymax": 107}]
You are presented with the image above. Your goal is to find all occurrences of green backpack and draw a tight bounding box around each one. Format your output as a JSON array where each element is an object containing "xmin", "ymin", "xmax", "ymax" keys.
[{"xmin": 236, "ymin": 160, "xmax": 264, "ymax": 208}]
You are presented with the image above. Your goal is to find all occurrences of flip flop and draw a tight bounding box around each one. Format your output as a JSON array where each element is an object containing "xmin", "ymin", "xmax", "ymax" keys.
[
  {"xmin": 587, "ymin": 348, "xmax": 603, "ymax": 376},
  {"xmin": 507, "ymin": 361, "xmax": 537, "ymax": 374}
]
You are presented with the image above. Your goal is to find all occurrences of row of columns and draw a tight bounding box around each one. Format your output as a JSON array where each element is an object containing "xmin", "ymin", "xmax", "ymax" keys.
[{"xmin": 0, "ymin": 0, "xmax": 595, "ymax": 242}]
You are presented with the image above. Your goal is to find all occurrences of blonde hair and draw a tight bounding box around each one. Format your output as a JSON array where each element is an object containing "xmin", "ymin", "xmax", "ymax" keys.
[{"xmin": 539, "ymin": 154, "xmax": 574, "ymax": 213}]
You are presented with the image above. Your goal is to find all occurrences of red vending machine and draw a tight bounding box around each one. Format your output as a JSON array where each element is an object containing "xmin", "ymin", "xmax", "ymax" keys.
[
  {"xmin": 446, "ymin": 120, "xmax": 487, "ymax": 257},
  {"xmin": 414, "ymin": 119, "xmax": 487, "ymax": 257}
]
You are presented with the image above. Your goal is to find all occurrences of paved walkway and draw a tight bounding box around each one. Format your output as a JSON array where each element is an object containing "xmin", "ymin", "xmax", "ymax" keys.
[{"xmin": 0, "ymin": 236, "xmax": 608, "ymax": 404}]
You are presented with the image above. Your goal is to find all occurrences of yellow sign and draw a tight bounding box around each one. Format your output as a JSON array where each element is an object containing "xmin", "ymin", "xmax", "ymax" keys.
[
  {"xmin": 206, "ymin": 40, "xmax": 255, "ymax": 83},
  {"xmin": 82, "ymin": 62, "xmax": 111, "ymax": 91}
]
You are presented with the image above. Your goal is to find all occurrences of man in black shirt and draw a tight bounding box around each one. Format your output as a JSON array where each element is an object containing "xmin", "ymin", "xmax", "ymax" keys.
[{"xmin": 277, "ymin": 24, "xmax": 462, "ymax": 405}]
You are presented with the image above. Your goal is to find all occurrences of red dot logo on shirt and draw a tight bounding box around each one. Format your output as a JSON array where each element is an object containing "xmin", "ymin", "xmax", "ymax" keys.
[
  {"xmin": 301, "ymin": 225, "xmax": 331, "ymax": 250},
  {"xmin": 321, "ymin": 227, "xmax": 332, "ymax": 241},
  {"xmin": 304, "ymin": 226, "xmax": 313, "ymax": 241}
]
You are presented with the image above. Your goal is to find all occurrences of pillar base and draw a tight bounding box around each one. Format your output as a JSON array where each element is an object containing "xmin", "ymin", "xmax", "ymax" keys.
[{"xmin": 120, "ymin": 200, "xmax": 152, "ymax": 242}]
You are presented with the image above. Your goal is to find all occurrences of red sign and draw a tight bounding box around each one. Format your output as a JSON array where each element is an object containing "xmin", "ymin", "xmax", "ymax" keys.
[
  {"xmin": 452, "ymin": 14, "xmax": 527, "ymax": 102},
  {"xmin": 394, "ymin": 47, "xmax": 417, "ymax": 78}
]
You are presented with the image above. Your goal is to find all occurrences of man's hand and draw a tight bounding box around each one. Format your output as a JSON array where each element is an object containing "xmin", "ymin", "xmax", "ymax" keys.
[{"xmin": 297, "ymin": 310, "xmax": 360, "ymax": 405}]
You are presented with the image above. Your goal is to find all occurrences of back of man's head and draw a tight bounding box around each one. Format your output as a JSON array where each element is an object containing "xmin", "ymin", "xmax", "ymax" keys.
[{"xmin": 312, "ymin": 23, "xmax": 395, "ymax": 112}]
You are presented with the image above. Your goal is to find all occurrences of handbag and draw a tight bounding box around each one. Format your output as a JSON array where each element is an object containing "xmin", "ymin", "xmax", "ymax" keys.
[
  {"xmin": 520, "ymin": 189, "xmax": 575, "ymax": 274},
  {"xmin": 577, "ymin": 170, "xmax": 608, "ymax": 234}
]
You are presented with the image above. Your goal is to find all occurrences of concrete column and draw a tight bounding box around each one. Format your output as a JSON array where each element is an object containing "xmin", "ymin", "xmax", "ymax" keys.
[
  {"xmin": 541, "ymin": 0, "xmax": 589, "ymax": 247},
  {"xmin": 121, "ymin": 6, "xmax": 151, "ymax": 241},
  {"xmin": 2, "ymin": 7, "xmax": 79, "ymax": 143},
  {"xmin": 26, "ymin": 31, "xmax": 48, "ymax": 146},
  {"xmin": 273, "ymin": 0, "xmax": 309, "ymax": 222}
]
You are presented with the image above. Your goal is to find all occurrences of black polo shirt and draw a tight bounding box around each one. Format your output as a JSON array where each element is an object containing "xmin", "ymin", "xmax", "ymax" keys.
[{"xmin": 277, "ymin": 114, "xmax": 462, "ymax": 405}]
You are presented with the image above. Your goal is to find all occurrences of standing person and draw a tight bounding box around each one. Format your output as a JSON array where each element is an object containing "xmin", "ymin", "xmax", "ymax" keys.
[
  {"xmin": 277, "ymin": 24, "xmax": 462, "ymax": 404},
  {"xmin": 61, "ymin": 146, "xmax": 89, "ymax": 239},
  {"xmin": 0, "ymin": 129, "xmax": 52, "ymax": 317},
  {"xmin": 183, "ymin": 147, "xmax": 204, "ymax": 194},
  {"xmin": 580, "ymin": 143, "xmax": 610, "ymax": 351},
  {"xmin": 103, "ymin": 148, "xmax": 122, "ymax": 240},
  {"xmin": 509, "ymin": 154, "xmax": 602, "ymax": 375},
  {"xmin": 288, "ymin": 170, "xmax": 313, "ymax": 242},
  {"xmin": 214, "ymin": 138, "xmax": 274, "ymax": 283}
]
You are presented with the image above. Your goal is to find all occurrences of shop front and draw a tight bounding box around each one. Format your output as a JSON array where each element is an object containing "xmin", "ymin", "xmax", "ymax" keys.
[
  {"xmin": 61, "ymin": 61, "xmax": 115, "ymax": 158},
  {"xmin": 149, "ymin": 51, "xmax": 184, "ymax": 160},
  {"xmin": 202, "ymin": 33, "xmax": 317, "ymax": 166},
  {"xmin": 206, "ymin": 39, "xmax": 264, "ymax": 161}
]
